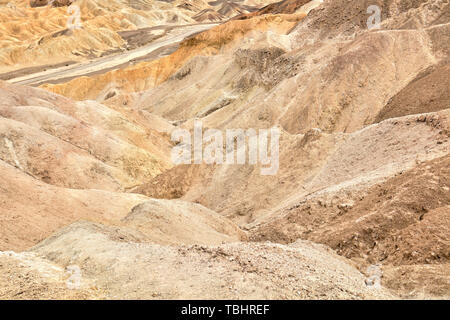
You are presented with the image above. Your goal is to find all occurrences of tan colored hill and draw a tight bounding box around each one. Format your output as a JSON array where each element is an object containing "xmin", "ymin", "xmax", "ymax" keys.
[
  {"xmin": 0, "ymin": 0, "xmax": 275, "ymax": 72},
  {"xmin": 0, "ymin": 149, "xmax": 243, "ymax": 252},
  {"xmin": 129, "ymin": 2, "xmax": 448, "ymax": 135},
  {"xmin": 120, "ymin": 199, "xmax": 247, "ymax": 245},
  {"xmin": 0, "ymin": 158, "xmax": 148, "ymax": 251},
  {"xmin": 250, "ymin": 153, "xmax": 449, "ymax": 255},
  {"xmin": 0, "ymin": 80, "xmax": 245, "ymax": 251},
  {"xmin": 128, "ymin": 0, "xmax": 449, "ymax": 298},
  {"xmin": 249, "ymin": 154, "xmax": 450, "ymax": 298},
  {"xmin": 233, "ymin": 0, "xmax": 315, "ymax": 19},
  {"xmin": 0, "ymin": 81, "xmax": 171, "ymax": 191},
  {"xmin": 0, "ymin": 0, "xmax": 449, "ymax": 300},
  {"xmin": 374, "ymin": 62, "xmax": 450, "ymax": 122},
  {"xmin": 8, "ymin": 221, "xmax": 393, "ymax": 299},
  {"xmin": 41, "ymin": 12, "xmax": 307, "ymax": 100},
  {"xmin": 135, "ymin": 111, "xmax": 449, "ymax": 224}
]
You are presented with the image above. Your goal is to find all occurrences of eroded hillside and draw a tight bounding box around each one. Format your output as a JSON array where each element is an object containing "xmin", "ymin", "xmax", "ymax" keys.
[
  {"xmin": 0, "ymin": 0, "xmax": 449, "ymax": 300},
  {"xmin": 0, "ymin": 0, "xmax": 275, "ymax": 72}
]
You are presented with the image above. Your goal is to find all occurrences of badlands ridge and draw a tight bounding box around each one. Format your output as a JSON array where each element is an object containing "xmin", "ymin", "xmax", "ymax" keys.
[{"xmin": 0, "ymin": 0, "xmax": 449, "ymax": 299}]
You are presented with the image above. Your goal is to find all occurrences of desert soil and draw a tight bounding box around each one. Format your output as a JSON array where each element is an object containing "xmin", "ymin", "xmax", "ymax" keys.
[{"xmin": 0, "ymin": 0, "xmax": 448, "ymax": 300}]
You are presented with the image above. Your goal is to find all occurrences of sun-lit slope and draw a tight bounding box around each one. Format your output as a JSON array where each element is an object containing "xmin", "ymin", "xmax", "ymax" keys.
[
  {"xmin": 38, "ymin": 0, "xmax": 449, "ymax": 245},
  {"xmin": 0, "ymin": 158, "xmax": 150, "ymax": 251},
  {"xmin": 129, "ymin": 1, "xmax": 448, "ymax": 136},
  {"xmin": 0, "ymin": 0, "xmax": 130, "ymax": 70},
  {"xmin": 0, "ymin": 158, "xmax": 247, "ymax": 252},
  {"xmin": 0, "ymin": 0, "xmax": 278, "ymax": 71},
  {"xmin": 120, "ymin": 199, "xmax": 246, "ymax": 245},
  {"xmin": 0, "ymin": 81, "xmax": 172, "ymax": 191},
  {"xmin": 0, "ymin": 155, "xmax": 247, "ymax": 252},
  {"xmin": 40, "ymin": 13, "xmax": 306, "ymax": 100},
  {"xmin": 0, "ymin": 79, "xmax": 249, "ymax": 252}
]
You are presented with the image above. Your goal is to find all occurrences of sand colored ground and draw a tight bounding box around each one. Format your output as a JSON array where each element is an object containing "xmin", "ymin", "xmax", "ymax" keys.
[
  {"xmin": 16, "ymin": 221, "xmax": 395, "ymax": 299},
  {"xmin": 0, "ymin": 251, "xmax": 103, "ymax": 299},
  {"xmin": 0, "ymin": 0, "xmax": 449, "ymax": 300}
]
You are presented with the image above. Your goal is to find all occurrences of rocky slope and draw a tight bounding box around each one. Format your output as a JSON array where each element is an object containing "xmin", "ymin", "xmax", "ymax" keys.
[
  {"xmin": 3, "ymin": 221, "xmax": 395, "ymax": 299},
  {"xmin": 0, "ymin": 0, "xmax": 448, "ymax": 299},
  {"xmin": 0, "ymin": 0, "xmax": 275, "ymax": 72}
]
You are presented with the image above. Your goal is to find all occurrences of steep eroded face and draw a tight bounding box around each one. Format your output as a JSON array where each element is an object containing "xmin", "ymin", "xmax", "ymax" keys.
[{"xmin": 0, "ymin": 0, "xmax": 449, "ymax": 300}]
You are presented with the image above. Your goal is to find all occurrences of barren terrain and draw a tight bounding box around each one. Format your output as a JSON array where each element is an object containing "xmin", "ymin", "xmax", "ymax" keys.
[{"xmin": 0, "ymin": 0, "xmax": 448, "ymax": 300}]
